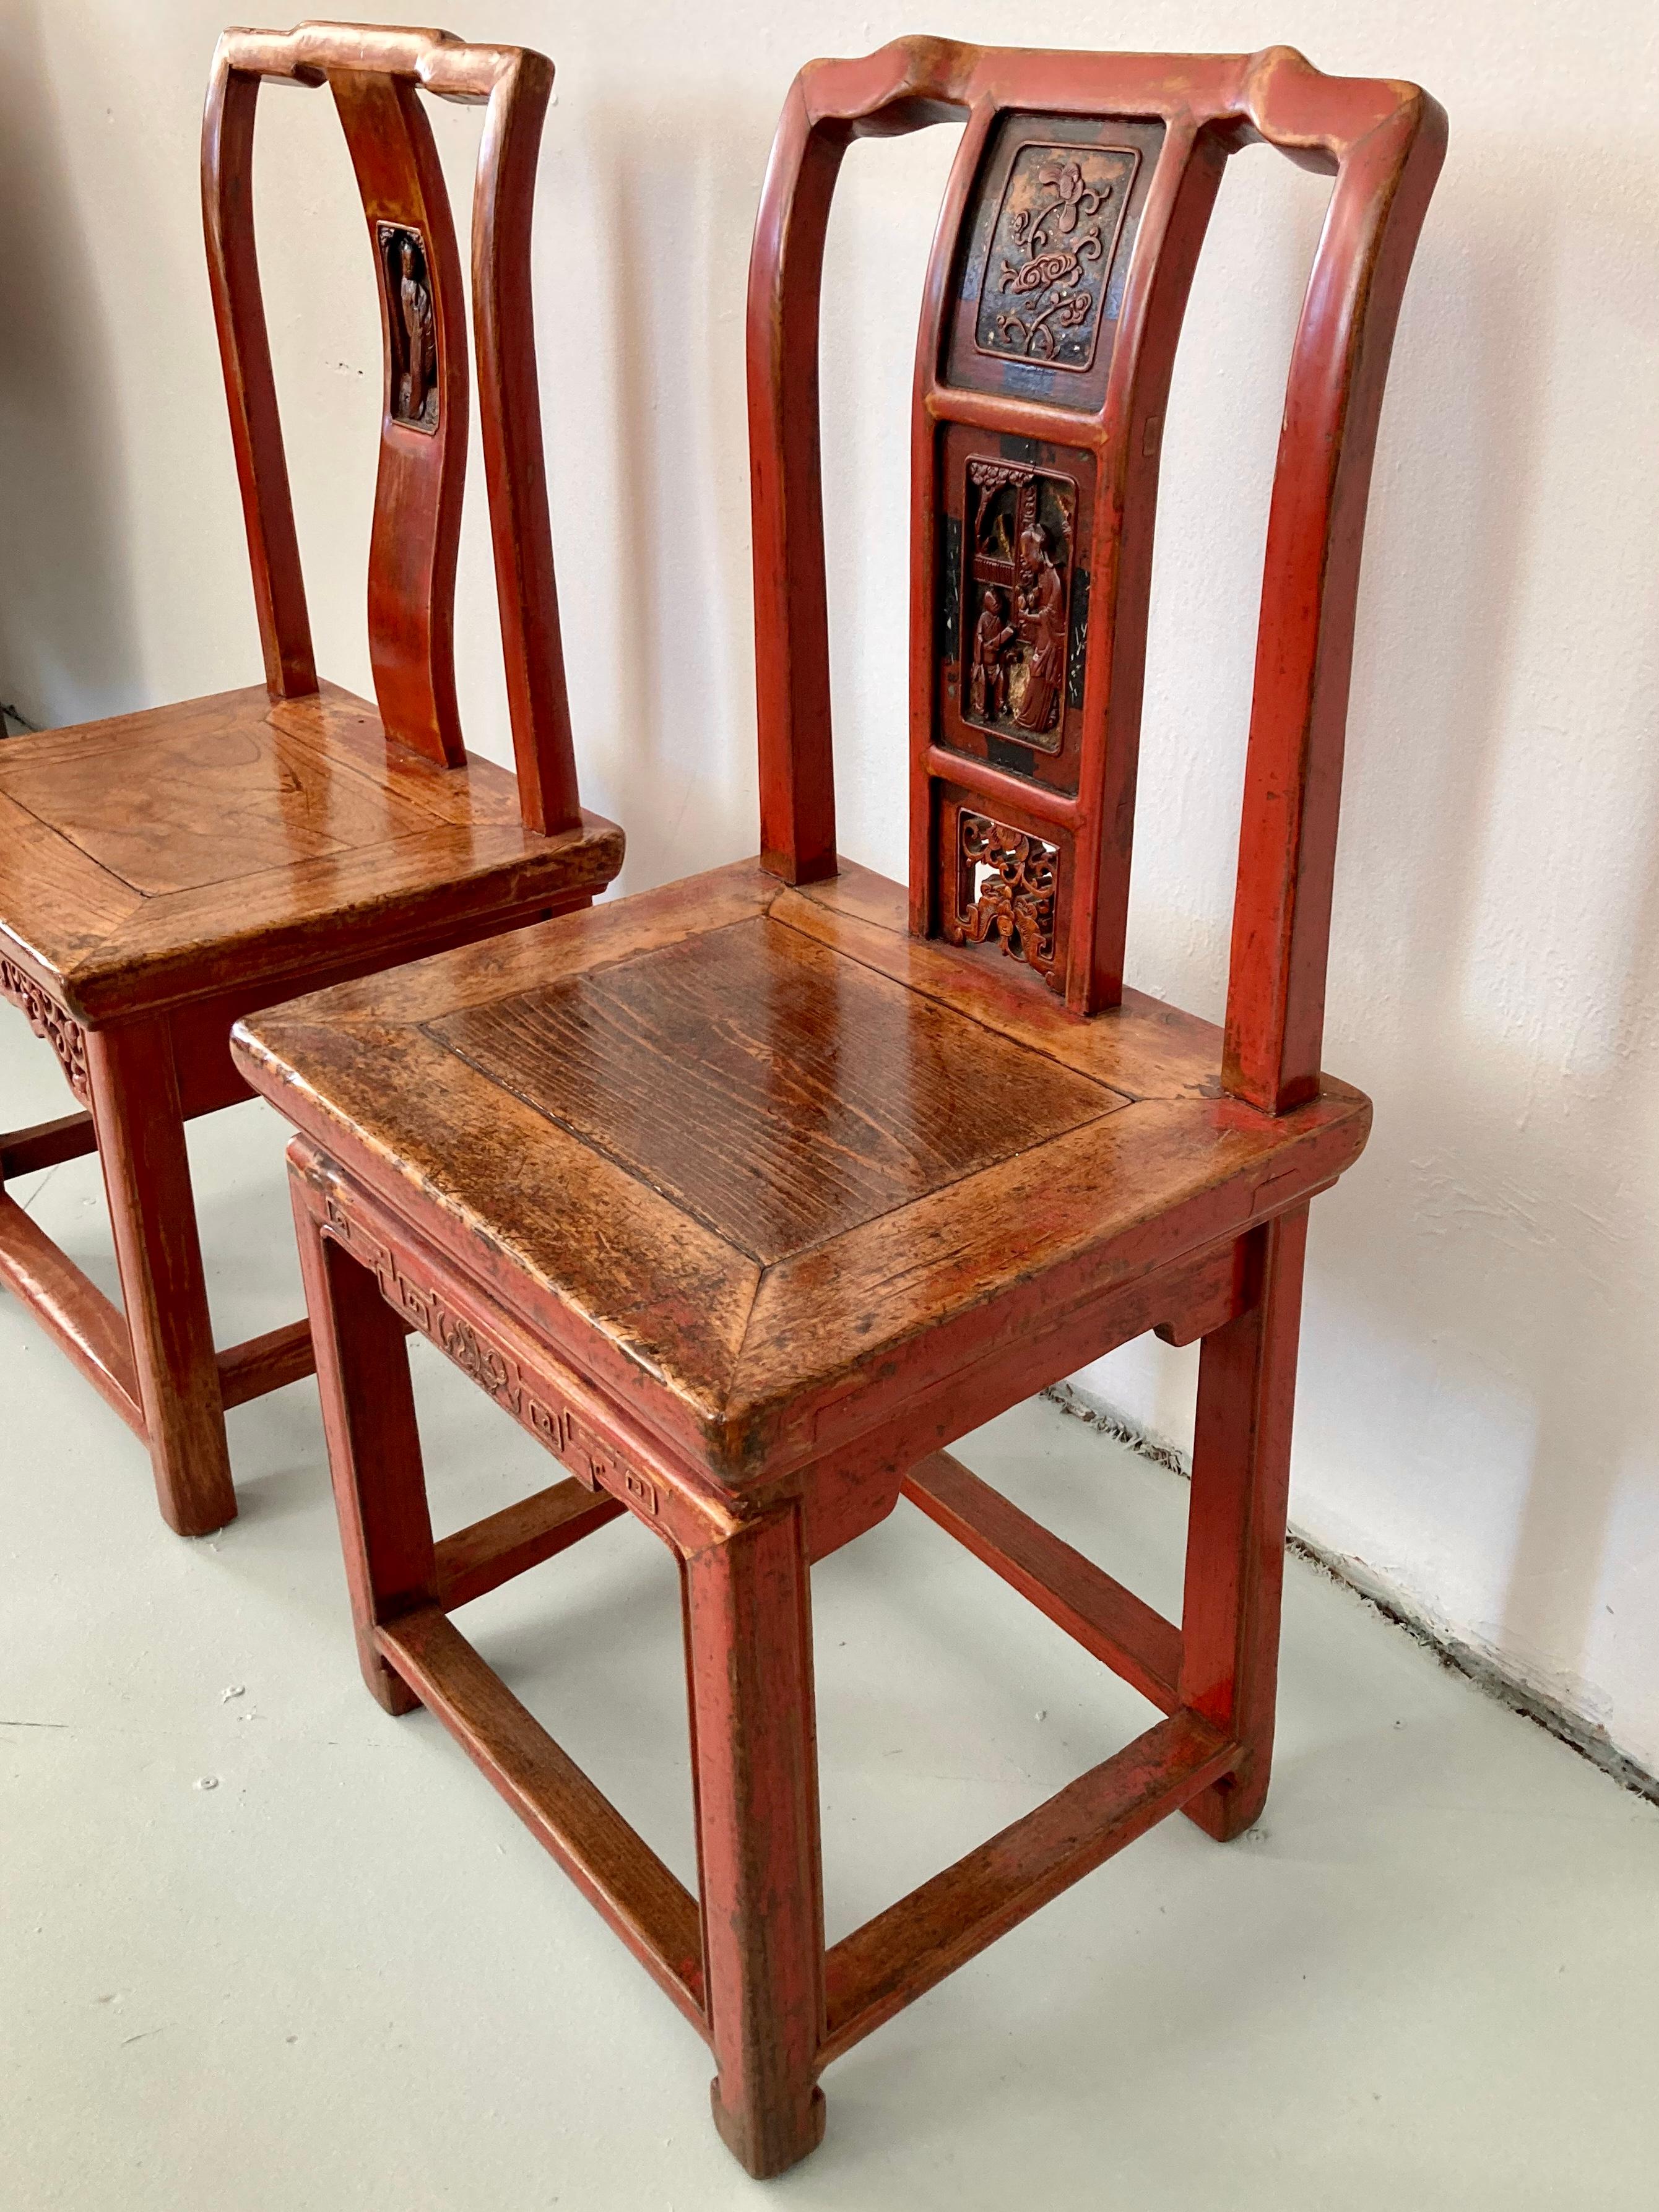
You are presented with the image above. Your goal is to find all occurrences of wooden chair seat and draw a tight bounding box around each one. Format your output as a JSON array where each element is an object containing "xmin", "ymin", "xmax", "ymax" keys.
[
  {"xmin": 0, "ymin": 682, "xmax": 618, "ymax": 1024},
  {"xmin": 238, "ymin": 859, "xmax": 1367, "ymax": 1501}
]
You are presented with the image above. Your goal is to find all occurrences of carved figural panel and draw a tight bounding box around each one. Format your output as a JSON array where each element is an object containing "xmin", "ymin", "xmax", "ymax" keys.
[
  {"xmin": 962, "ymin": 460, "xmax": 1075, "ymax": 753},
  {"xmin": 945, "ymin": 113, "xmax": 1164, "ymax": 414},
  {"xmin": 974, "ymin": 144, "xmax": 1137, "ymax": 373},
  {"xmin": 944, "ymin": 810, "xmax": 1063, "ymax": 993},
  {"xmin": 933, "ymin": 426, "xmax": 1094, "ymax": 797},
  {"xmin": 376, "ymin": 222, "xmax": 439, "ymax": 431}
]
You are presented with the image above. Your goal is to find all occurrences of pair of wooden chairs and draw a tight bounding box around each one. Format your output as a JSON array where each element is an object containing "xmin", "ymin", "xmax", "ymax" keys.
[{"xmin": 0, "ymin": 21, "xmax": 1445, "ymax": 2179}]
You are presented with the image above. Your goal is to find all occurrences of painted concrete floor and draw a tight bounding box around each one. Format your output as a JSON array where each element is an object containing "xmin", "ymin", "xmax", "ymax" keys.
[{"xmin": 3, "ymin": 1023, "xmax": 1658, "ymax": 2211}]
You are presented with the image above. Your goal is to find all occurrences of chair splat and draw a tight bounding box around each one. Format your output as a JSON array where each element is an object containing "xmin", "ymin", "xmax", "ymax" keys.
[
  {"xmin": 748, "ymin": 39, "xmax": 1446, "ymax": 1105},
  {"xmin": 202, "ymin": 22, "xmax": 582, "ymax": 831}
]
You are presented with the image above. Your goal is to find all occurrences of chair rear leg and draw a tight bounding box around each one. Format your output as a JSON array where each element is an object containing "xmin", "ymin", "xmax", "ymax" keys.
[
  {"xmin": 682, "ymin": 1505, "xmax": 826, "ymax": 2178},
  {"xmin": 85, "ymin": 1020, "xmax": 236, "ymax": 1537},
  {"xmin": 292, "ymin": 1181, "xmax": 433, "ymax": 1716},
  {"xmin": 1177, "ymin": 1206, "xmax": 1309, "ymax": 1843}
]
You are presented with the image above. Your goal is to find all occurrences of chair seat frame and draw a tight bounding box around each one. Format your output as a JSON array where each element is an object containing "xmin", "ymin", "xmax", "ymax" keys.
[{"xmin": 283, "ymin": 1121, "xmax": 1303, "ymax": 2177}]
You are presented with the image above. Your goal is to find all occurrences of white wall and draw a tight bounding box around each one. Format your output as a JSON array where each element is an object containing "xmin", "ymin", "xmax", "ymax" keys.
[{"xmin": 2, "ymin": 2, "xmax": 1657, "ymax": 1776}]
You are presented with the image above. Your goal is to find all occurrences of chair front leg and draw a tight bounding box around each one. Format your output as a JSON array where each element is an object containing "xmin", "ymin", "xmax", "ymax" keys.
[
  {"xmin": 1177, "ymin": 1206, "xmax": 1309, "ymax": 1843},
  {"xmin": 292, "ymin": 1180, "xmax": 434, "ymax": 1716},
  {"xmin": 682, "ymin": 1504, "xmax": 826, "ymax": 2178},
  {"xmin": 85, "ymin": 1019, "xmax": 236, "ymax": 1538}
]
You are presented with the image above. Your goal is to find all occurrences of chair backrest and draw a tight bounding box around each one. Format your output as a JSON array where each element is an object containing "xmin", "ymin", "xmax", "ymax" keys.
[
  {"xmin": 748, "ymin": 40, "xmax": 1445, "ymax": 1110},
  {"xmin": 202, "ymin": 20, "xmax": 579, "ymax": 834}
]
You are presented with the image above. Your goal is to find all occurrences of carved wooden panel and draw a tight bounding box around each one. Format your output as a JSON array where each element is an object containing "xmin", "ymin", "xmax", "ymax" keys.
[
  {"xmin": 376, "ymin": 221, "xmax": 440, "ymax": 433},
  {"xmin": 1, "ymin": 958, "xmax": 90, "ymax": 1101},
  {"xmin": 324, "ymin": 1193, "xmax": 572, "ymax": 1448},
  {"xmin": 938, "ymin": 801, "xmax": 1065, "ymax": 994},
  {"xmin": 959, "ymin": 459, "xmax": 1076, "ymax": 753},
  {"xmin": 314, "ymin": 1177, "xmax": 716, "ymax": 1549},
  {"xmin": 943, "ymin": 113, "xmax": 1165, "ymax": 414},
  {"xmin": 935, "ymin": 428, "xmax": 1094, "ymax": 796},
  {"xmin": 972, "ymin": 142, "xmax": 1137, "ymax": 373}
]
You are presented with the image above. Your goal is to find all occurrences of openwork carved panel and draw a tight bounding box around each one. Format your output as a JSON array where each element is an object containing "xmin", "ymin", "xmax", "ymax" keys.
[
  {"xmin": 376, "ymin": 221, "xmax": 440, "ymax": 431},
  {"xmin": 973, "ymin": 144, "xmax": 1138, "ymax": 373},
  {"xmin": 945, "ymin": 812, "xmax": 1063, "ymax": 993},
  {"xmin": 961, "ymin": 460, "xmax": 1076, "ymax": 753},
  {"xmin": 1, "ymin": 959, "xmax": 90, "ymax": 1102}
]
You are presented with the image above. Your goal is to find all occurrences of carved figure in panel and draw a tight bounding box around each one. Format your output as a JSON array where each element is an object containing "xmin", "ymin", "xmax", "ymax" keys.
[
  {"xmin": 969, "ymin": 589, "xmax": 1016, "ymax": 718},
  {"xmin": 974, "ymin": 144, "xmax": 1139, "ymax": 371},
  {"xmin": 0, "ymin": 957, "xmax": 90, "ymax": 1102},
  {"xmin": 377, "ymin": 222, "xmax": 438, "ymax": 430},
  {"xmin": 961, "ymin": 461, "xmax": 1075, "ymax": 749},
  {"xmin": 946, "ymin": 810, "xmax": 1063, "ymax": 991},
  {"xmin": 1015, "ymin": 514, "xmax": 1067, "ymax": 734}
]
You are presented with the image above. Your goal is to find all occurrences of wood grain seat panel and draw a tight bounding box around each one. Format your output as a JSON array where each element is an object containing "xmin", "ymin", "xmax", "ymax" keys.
[
  {"xmin": 234, "ymin": 860, "xmax": 1371, "ymax": 1478},
  {"xmin": 428, "ymin": 915, "xmax": 1127, "ymax": 1264},
  {"xmin": 0, "ymin": 683, "xmax": 623, "ymax": 1020}
]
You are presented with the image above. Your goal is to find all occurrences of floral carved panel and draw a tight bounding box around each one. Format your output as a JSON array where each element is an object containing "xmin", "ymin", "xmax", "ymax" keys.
[
  {"xmin": 942, "ymin": 115, "xmax": 1163, "ymax": 415},
  {"xmin": 973, "ymin": 143, "xmax": 1139, "ymax": 374}
]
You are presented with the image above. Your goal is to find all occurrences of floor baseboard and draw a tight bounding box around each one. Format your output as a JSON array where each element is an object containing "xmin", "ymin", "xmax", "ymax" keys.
[{"xmin": 1041, "ymin": 1380, "xmax": 1659, "ymax": 1810}]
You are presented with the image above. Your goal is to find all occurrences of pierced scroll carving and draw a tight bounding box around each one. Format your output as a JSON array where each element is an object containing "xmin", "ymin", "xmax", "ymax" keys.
[
  {"xmin": 962, "ymin": 461, "xmax": 1075, "ymax": 750},
  {"xmin": 376, "ymin": 222, "xmax": 439, "ymax": 431},
  {"xmin": 1, "ymin": 959, "xmax": 89, "ymax": 1102},
  {"xmin": 974, "ymin": 144, "xmax": 1138, "ymax": 372},
  {"xmin": 946, "ymin": 813, "xmax": 1063, "ymax": 992},
  {"xmin": 321, "ymin": 1196, "xmax": 662, "ymax": 1510},
  {"xmin": 324, "ymin": 1197, "xmax": 573, "ymax": 1449}
]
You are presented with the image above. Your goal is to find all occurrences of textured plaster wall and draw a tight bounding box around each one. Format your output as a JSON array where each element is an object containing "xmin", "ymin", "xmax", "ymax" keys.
[{"xmin": 1, "ymin": 1, "xmax": 1656, "ymax": 1773}]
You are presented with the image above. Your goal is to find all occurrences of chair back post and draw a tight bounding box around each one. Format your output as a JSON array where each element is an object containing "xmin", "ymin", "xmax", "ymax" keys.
[
  {"xmin": 1223, "ymin": 63, "xmax": 1447, "ymax": 1110},
  {"xmin": 202, "ymin": 46, "xmax": 316, "ymax": 701},
  {"xmin": 747, "ymin": 38, "xmax": 972, "ymax": 885},
  {"xmin": 746, "ymin": 40, "xmax": 1443, "ymax": 1044},
  {"xmin": 465, "ymin": 46, "xmax": 581, "ymax": 833},
  {"xmin": 201, "ymin": 22, "xmax": 582, "ymax": 831}
]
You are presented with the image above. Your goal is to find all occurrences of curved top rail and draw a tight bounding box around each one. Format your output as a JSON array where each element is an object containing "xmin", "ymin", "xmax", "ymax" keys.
[
  {"xmin": 215, "ymin": 20, "xmax": 522, "ymax": 102},
  {"xmin": 786, "ymin": 37, "xmax": 1428, "ymax": 160}
]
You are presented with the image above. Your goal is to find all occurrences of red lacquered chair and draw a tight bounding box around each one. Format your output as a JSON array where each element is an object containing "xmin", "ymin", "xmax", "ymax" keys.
[
  {"xmin": 0, "ymin": 24, "xmax": 620, "ymax": 1536},
  {"xmin": 236, "ymin": 40, "xmax": 1444, "ymax": 2174}
]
